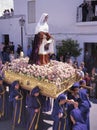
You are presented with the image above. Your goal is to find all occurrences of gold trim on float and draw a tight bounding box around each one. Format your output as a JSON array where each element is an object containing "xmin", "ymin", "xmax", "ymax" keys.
[{"xmin": 4, "ymin": 71, "xmax": 79, "ymax": 98}]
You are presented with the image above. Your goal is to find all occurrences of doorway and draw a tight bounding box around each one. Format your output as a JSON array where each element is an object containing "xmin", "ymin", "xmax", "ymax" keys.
[
  {"xmin": 84, "ymin": 42, "xmax": 97, "ymax": 72},
  {"xmin": 2, "ymin": 34, "xmax": 9, "ymax": 45}
]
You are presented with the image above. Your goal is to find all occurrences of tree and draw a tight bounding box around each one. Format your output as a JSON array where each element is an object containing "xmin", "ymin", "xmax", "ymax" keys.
[{"xmin": 56, "ymin": 38, "xmax": 82, "ymax": 60}]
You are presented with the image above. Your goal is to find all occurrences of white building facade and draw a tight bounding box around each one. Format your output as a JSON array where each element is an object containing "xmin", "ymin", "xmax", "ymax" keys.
[{"xmin": 0, "ymin": 0, "xmax": 97, "ymax": 66}]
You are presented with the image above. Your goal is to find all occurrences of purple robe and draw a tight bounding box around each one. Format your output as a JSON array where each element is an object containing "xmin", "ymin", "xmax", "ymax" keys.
[
  {"xmin": 0, "ymin": 85, "xmax": 5, "ymax": 119},
  {"xmin": 70, "ymin": 108, "xmax": 87, "ymax": 130},
  {"xmin": 9, "ymin": 89, "xmax": 23, "ymax": 129},
  {"xmin": 51, "ymin": 94, "xmax": 69, "ymax": 130},
  {"xmin": 26, "ymin": 94, "xmax": 43, "ymax": 130},
  {"xmin": 79, "ymin": 88, "xmax": 91, "ymax": 130}
]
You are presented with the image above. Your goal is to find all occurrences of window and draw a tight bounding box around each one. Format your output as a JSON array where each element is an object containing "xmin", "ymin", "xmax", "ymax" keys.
[
  {"xmin": 77, "ymin": 1, "xmax": 97, "ymax": 22},
  {"xmin": 28, "ymin": 0, "xmax": 36, "ymax": 23}
]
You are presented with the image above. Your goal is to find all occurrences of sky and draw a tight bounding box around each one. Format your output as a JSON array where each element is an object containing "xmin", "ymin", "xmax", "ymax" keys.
[{"xmin": 0, "ymin": 0, "xmax": 13, "ymax": 16}]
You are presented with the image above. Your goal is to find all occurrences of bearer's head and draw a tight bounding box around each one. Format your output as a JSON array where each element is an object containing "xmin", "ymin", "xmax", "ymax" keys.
[
  {"xmin": 79, "ymin": 80, "xmax": 86, "ymax": 87},
  {"xmin": 58, "ymin": 94, "xmax": 67, "ymax": 105},
  {"xmin": 12, "ymin": 80, "xmax": 20, "ymax": 90},
  {"xmin": 71, "ymin": 82, "xmax": 80, "ymax": 95},
  {"xmin": 31, "ymin": 86, "xmax": 40, "ymax": 97}
]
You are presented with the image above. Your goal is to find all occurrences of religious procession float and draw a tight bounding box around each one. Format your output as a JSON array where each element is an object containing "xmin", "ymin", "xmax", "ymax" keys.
[{"xmin": 3, "ymin": 57, "xmax": 81, "ymax": 98}]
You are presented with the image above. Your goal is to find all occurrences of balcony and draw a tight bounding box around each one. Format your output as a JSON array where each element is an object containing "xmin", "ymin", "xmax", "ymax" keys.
[{"xmin": 76, "ymin": 1, "xmax": 97, "ymax": 25}]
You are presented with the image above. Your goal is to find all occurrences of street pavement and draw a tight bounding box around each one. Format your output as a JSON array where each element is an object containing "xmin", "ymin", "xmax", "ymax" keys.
[
  {"xmin": 0, "ymin": 98, "xmax": 97, "ymax": 130},
  {"xmin": 90, "ymin": 98, "xmax": 97, "ymax": 130}
]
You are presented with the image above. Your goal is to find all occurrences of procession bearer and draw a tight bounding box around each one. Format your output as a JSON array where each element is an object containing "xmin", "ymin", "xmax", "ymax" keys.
[
  {"xmin": 51, "ymin": 94, "xmax": 71, "ymax": 130},
  {"xmin": 9, "ymin": 80, "xmax": 23, "ymax": 130},
  {"xmin": 26, "ymin": 86, "xmax": 43, "ymax": 130},
  {"xmin": 0, "ymin": 77, "xmax": 5, "ymax": 119}
]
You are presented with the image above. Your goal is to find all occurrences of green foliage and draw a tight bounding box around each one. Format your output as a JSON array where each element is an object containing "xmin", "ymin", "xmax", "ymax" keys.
[{"xmin": 56, "ymin": 38, "xmax": 82, "ymax": 58}]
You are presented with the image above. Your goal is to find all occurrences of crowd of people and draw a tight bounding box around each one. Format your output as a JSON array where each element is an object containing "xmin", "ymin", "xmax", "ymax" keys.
[
  {"xmin": 0, "ymin": 42, "xmax": 31, "ymax": 64},
  {"xmin": 77, "ymin": 0, "xmax": 96, "ymax": 22},
  {"xmin": 0, "ymin": 50, "xmax": 96, "ymax": 130},
  {"xmin": 0, "ymin": 8, "xmax": 14, "ymax": 19},
  {"xmin": 0, "ymin": 42, "xmax": 15, "ymax": 63}
]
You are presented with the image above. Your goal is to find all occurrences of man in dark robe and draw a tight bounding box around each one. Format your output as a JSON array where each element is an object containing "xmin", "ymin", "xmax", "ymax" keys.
[
  {"xmin": 0, "ymin": 77, "xmax": 5, "ymax": 119},
  {"xmin": 26, "ymin": 86, "xmax": 44, "ymax": 130},
  {"xmin": 69, "ymin": 81, "xmax": 91, "ymax": 130},
  {"xmin": 79, "ymin": 84, "xmax": 91, "ymax": 130},
  {"xmin": 9, "ymin": 80, "xmax": 23, "ymax": 130},
  {"xmin": 70, "ymin": 101, "xmax": 87, "ymax": 130},
  {"xmin": 52, "ymin": 94, "xmax": 70, "ymax": 130}
]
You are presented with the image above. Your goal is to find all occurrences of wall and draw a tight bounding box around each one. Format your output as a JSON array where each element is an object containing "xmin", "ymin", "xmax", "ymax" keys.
[
  {"xmin": 0, "ymin": 17, "xmax": 27, "ymax": 54},
  {"xmin": 0, "ymin": 0, "xmax": 97, "ymax": 62}
]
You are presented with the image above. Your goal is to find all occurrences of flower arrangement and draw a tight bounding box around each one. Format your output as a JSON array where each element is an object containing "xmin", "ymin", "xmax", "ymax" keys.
[{"xmin": 3, "ymin": 57, "xmax": 76, "ymax": 88}]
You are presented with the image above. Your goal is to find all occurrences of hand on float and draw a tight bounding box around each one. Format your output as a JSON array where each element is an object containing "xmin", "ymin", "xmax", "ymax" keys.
[
  {"xmin": 35, "ymin": 109, "xmax": 39, "ymax": 113},
  {"xmin": 15, "ymin": 96, "xmax": 19, "ymax": 100},
  {"xmin": 67, "ymin": 99, "xmax": 75, "ymax": 104},
  {"xmin": 58, "ymin": 113, "xmax": 63, "ymax": 118}
]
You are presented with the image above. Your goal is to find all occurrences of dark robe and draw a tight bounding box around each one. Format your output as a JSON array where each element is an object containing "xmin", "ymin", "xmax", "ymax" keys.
[
  {"xmin": 0, "ymin": 85, "xmax": 5, "ymax": 119},
  {"xmin": 26, "ymin": 94, "xmax": 43, "ymax": 130},
  {"xmin": 81, "ymin": 2, "xmax": 88, "ymax": 22},
  {"xmin": 29, "ymin": 34, "xmax": 41, "ymax": 65},
  {"xmin": 9, "ymin": 89, "xmax": 23, "ymax": 129},
  {"xmin": 70, "ymin": 108, "xmax": 87, "ymax": 130},
  {"xmin": 79, "ymin": 88, "xmax": 91, "ymax": 130},
  {"xmin": 4, "ymin": 82, "xmax": 12, "ymax": 120},
  {"xmin": 52, "ymin": 101, "xmax": 69, "ymax": 130}
]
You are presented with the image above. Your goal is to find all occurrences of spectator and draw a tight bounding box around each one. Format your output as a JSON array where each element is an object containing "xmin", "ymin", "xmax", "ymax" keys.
[
  {"xmin": 59, "ymin": 55, "xmax": 64, "ymax": 62},
  {"xmin": 78, "ymin": 66, "xmax": 85, "ymax": 79},
  {"xmin": 81, "ymin": 0, "xmax": 88, "ymax": 22},
  {"xmin": 20, "ymin": 50, "xmax": 24, "ymax": 58},
  {"xmin": 27, "ymin": 45, "xmax": 32, "ymax": 58},
  {"xmin": 3, "ymin": 9, "xmax": 10, "ymax": 18},
  {"xmin": 84, "ymin": 73, "xmax": 91, "ymax": 86},
  {"xmin": 10, "ymin": 8, "xmax": 14, "ymax": 17},
  {"xmin": 2, "ymin": 44, "xmax": 10, "ymax": 63},
  {"xmin": 50, "ymin": 53, "xmax": 56, "ymax": 60},
  {"xmin": 90, "ymin": 67, "xmax": 97, "ymax": 98},
  {"xmin": 84, "ymin": 50, "xmax": 90, "ymax": 71},
  {"xmin": 9, "ymin": 51, "xmax": 15, "ymax": 62},
  {"xmin": 0, "ymin": 43, "xmax": 4, "ymax": 60},
  {"xmin": 86, "ymin": 1, "xmax": 94, "ymax": 21},
  {"xmin": 9, "ymin": 42, "xmax": 14, "ymax": 53},
  {"xmin": 73, "ymin": 59, "xmax": 79, "ymax": 68},
  {"xmin": 84, "ymin": 73, "xmax": 92, "ymax": 97},
  {"xmin": 16, "ymin": 44, "xmax": 22, "ymax": 58},
  {"xmin": 80, "ymin": 62, "xmax": 87, "ymax": 74}
]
